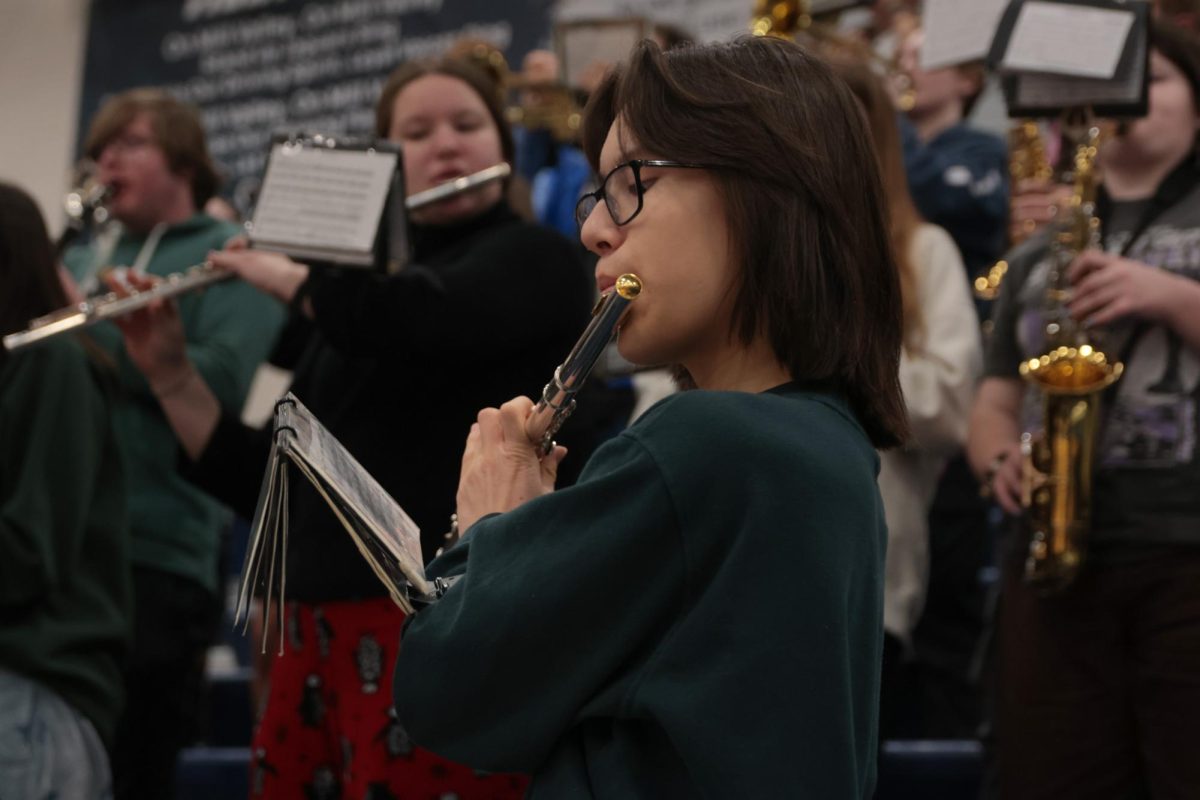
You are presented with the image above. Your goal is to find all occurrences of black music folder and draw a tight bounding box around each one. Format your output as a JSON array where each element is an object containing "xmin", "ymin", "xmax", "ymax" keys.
[{"xmin": 236, "ymin": 394, "xmax": 430, "ymax": 653}]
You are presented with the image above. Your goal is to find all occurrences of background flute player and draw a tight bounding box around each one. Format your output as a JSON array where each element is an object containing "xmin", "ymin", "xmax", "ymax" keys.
[
  {"xmin": 104, "ymin": 55, "xmax": 595, "ymax": 799},
  {"xmin": 60, "ymin": 88, "xmax": 285, "ymax": 800}
]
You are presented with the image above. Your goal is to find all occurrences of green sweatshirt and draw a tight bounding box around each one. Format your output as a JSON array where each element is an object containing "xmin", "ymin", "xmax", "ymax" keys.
[
  {"xmin": 0, "ymin": 338, "xmax": 131, "ymax": 749},
  {"xmin": 394, "ymin": 384, "xmax": 886, "ymax": 798},
  {"xmin": 65, "ymin": 214, "xmax": 284, "ymax": 593}
]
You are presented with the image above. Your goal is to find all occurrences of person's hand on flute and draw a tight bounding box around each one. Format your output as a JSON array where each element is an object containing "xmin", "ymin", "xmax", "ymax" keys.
[
  {"xmin": 453, "ymin": 396, "xmax": 568, "ymax": 535},
  {"xmin": 105, "ymin": 270, "xmax": 220, "ymax": 459},
  {"xmin": 208, "ymin": 237, "xmax": 311, "ymax": 311}
]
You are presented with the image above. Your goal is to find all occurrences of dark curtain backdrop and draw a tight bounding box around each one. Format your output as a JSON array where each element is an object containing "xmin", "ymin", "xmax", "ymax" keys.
[{"xmin": 79, "ymin": 0, "xmax": 555, "ymax": 211}]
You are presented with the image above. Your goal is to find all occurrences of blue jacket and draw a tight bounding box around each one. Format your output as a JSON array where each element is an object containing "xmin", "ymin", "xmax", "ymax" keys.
[{"xmin": 902, "ymin": 118, "xmax": 1009, "ymax": 282}]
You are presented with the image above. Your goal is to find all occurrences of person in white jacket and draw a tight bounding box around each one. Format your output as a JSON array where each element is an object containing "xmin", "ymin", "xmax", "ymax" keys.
[{"xmin": 832, "ymin": 59, "xmax": 983, "ymax": 737}]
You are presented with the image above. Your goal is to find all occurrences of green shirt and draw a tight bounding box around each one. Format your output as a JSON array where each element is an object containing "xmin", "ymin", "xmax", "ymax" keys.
[
  {"xmin": 65, "ymin": 214, "xmax": 285, "ymax": 592},
  {"xmin": 0, "ymin": 338, "xmax": 131, "ymax": 749},
  {"xmin": 394, "ymin": 384, "xmax": 886, "ymax": 798}
]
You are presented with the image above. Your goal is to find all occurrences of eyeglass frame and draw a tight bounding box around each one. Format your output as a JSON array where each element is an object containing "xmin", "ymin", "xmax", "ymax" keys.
[{"xmin": 574, "ymin": 159, "xmax": 719, "ymax": 231}]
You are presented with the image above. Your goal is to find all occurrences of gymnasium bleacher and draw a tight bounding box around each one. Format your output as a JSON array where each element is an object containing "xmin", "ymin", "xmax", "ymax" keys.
[{"xmin": 180, "ymin": 649, "xmax": 984, "ymax": 798}]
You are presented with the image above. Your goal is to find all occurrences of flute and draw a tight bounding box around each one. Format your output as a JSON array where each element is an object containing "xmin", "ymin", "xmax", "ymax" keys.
[
  {"xmin": 2, "ymin": 264, "xmax": 230, "ymax": 352},
  {"xmin": 433, "ymin": 272, "xmax": 642, "ymax": 569},
  {"xmin": 405, "ymin": 162, "xmax": 510, "ymax": 210},
  {"xmin": 526, "ymin": 273, "xmax": 642, "ymax": 454},
  {"xmin": 2, "ymin": 164, "xmax": 513, "ymax": 353}
]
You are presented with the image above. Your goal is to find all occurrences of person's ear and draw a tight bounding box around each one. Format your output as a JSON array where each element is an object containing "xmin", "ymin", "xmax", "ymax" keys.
[
  {"xmin": 953, "ymin": 67, "xmax": 983, "ymax": 102},
  {"xmin": 173, "ymin": 165, "xmax": 197, "ymax": 203}
]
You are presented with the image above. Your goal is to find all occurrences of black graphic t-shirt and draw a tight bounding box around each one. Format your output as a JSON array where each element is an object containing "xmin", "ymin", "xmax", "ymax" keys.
[{"xmin": 985, "ymin": 179, "xmax": 1200, "ymax": 546}]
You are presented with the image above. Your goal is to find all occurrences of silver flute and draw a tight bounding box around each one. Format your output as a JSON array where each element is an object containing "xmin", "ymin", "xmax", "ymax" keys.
[
  {"xmin": 430, "ymin": 272, "xmax": 642, "ymax": 574},
  {"xmin": 526, "ymin": 273, "xmax": 643, "ymax": 454},
  {"xmin": 3, "ymin": 164, "xmax": 513, "ymax": 353},
  {"xmin": 405, "ymin": 162, "xmax": 510, "ymax": 210},
  {"xmin": 3, "ymin": 264, "xmax": 231, "ymax": 352}
]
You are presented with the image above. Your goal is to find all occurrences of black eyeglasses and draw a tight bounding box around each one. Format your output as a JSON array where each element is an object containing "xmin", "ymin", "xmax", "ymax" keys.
[{"xmin": 574, "ymin": 159, "xmax": 716, "ymax": 231}]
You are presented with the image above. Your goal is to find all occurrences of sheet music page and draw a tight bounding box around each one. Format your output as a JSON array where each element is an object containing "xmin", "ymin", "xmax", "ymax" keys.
[
  {"xmin": 1001, "ymin": 2, "xmax": 1134, "ymax": 79},
  {"xmin": 285, "ymin": 455, "xmax": 416, "ymax": 612},
  {"xmin": 558, "ymin": 21, "xmax": 645, "ymax": 88},
  {"xmin": 1012, "ymin": 20, "xmax": 1146, "ymax": 111},
  {"xmin": 250, "ymin": 143, "xmax": 396, "ymax": 259},
  {"xmin": 278, "ymin": 396, "xmax": 430, "ymax": 597},
  {"xmin": 921, "ymin": 0, "xmax": 1011, "ymax": 70},
  {"xmin": 237, "ymin": 442, "xmax": 284, "ymax": 624}
]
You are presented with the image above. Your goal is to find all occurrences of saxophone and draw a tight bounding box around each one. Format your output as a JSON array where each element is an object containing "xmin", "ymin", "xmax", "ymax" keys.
[
  {"xmin": 975, "ymin": 120, "xmax": 1054, "ymax": 301},
  {"xmin": 1017, "ymin": 121, "xmax": 1123, "ymax": 592}
]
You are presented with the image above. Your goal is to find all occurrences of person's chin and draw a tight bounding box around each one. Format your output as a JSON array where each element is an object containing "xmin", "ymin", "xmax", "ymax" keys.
[
  {"xmin": 110, "ymin": 198, "xmax": 135, "ymax": 220},
  {"xmin": 112, "ymin": 205, "xmax": 146, "ymax": 230},
  {"xmin": 615, "ymin": 326, "xmax": 658, "ymax": 368},
  {"xmin": 429, "ymin": 196, "xmax": 486, "ymax": 225}
]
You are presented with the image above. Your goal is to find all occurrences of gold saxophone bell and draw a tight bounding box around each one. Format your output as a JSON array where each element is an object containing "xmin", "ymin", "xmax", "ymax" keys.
[
  {"xmin": 1017, "ymin": 119, "xmax": 1122, "ymax": 593},
  {"xmin": 1020, "ymin": 346, "xmax": 1122, "ymax": 590}
]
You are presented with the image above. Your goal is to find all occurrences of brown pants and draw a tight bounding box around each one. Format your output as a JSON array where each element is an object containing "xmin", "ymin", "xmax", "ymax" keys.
[{"xmin": 995, "ymin": 543, "xmax": 1200, "ymax": 800}]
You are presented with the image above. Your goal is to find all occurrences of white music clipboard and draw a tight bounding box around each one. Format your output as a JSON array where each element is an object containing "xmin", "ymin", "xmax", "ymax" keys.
[{"xmin": 247, "ymin": 134, "xmax": 401, "ymax": 268}]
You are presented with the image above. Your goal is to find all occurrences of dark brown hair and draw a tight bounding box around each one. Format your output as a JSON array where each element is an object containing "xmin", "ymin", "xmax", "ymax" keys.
[
  {"xmin": 0, "ymin": 183, "xmax": 70, "ymax": 338},
  {"xmin": 374, "ymin": 57, "xmax": 515, "ymax": 167},
  {"xmin": 1158, "ymin": 0, "xmax": 1200, "ymax": 32},
  {"xmin": 959, "ymin": 64, "xmax": 986, "ymax": 118},
  {"xmin": 653, "ymin": 24, "xmax": 695, "ymax": 50},
  {"xmin": 582, "ymin": 36, "xmax": 908, "ymax": 448},
  {"xmin": 1154, "ymin": 18, "xmax": 1200, "ymax": 138},
  {"xmin": 832, "ymin": 58, "xmax": 924, "ymax": 351},
  {"xmin": 445, "ymin": 38, "xmax": 510, "ymax": 105},
  {"xmin": 84, "ymin": 88, "xmax": 220, "ymax": 209}
]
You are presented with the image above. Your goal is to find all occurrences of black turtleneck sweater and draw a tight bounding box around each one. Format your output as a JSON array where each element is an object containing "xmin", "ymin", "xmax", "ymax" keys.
[{"xmin": 184, "ymin": 202, "xmax": 594, "ymax": 602}]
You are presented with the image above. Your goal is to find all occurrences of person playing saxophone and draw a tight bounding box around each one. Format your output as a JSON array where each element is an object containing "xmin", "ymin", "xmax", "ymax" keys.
[{"xmin": 967, "ymin": 21, "xmax": 1200, "ymax": 798}]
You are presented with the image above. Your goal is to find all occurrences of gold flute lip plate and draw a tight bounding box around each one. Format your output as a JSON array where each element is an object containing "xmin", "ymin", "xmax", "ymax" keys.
[{"xmin": 615, "ymin": 273, "xmax": 642, "ymax": 300}]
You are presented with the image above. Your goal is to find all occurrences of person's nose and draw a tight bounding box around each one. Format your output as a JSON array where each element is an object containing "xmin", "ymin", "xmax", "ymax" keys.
[{"xmin": 580, "ymin": 197, "xmax": 625, "ymax": 257}]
